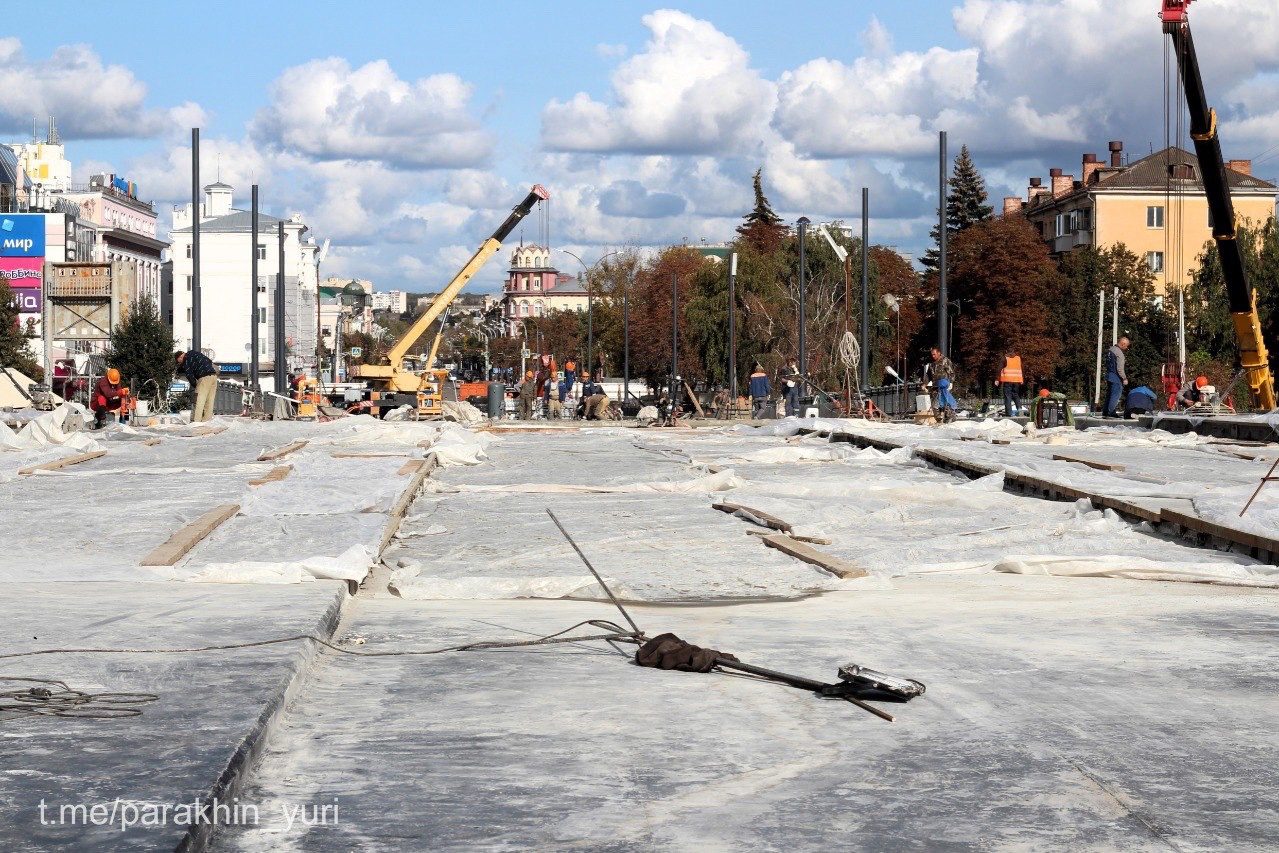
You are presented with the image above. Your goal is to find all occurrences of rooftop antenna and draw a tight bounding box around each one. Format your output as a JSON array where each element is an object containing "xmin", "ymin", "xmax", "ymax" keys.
[
  {"xmin": 32, "ymin": 117, "xmax": 37, "ymax": 144},
  {"xmin": 46, "ymin": 115, "xmax": 59, "ymax": 145},
  {"xmin": 217, "ymin": 153, "xmax": 222, "ymax": 182}
]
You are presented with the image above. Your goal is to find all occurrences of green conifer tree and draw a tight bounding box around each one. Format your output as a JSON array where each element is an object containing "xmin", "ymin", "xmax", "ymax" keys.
[
  {"xmin": 923, "ymin": 145, "xmax": 994, "ymax": 272},
  {"xmin": 0, "ymin": 281, "xmax": 40, "ymax": 377},
  {"xmin": 736, "ymin": 168, "xmax": 788, "ymax": 252},
  {"xmin": 105, "ymin": 295, "xmax": 175, "ymax": 403}
]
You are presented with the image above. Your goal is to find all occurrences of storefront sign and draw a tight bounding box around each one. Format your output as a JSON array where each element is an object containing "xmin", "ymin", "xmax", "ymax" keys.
[
  {"xmin": 2, "ymin": 258, "xmax": 43, "ymax": 314},
  {"xmin": 0, "ymin": 214, "xmax": 46, "ymax": 257},
  {"xmin": 10, "ymin": 286, "xmax": 40, "ymax": 313}
]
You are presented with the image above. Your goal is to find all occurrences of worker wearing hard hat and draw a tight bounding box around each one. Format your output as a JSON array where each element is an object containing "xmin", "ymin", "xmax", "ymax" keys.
[
  {"xmin": 1176, "ymin": 375, "xmax": 1211, "ymax": 409},
  {"xmin": 518, "ymin": 370, "xmax": 538, "ymax": 420},
  {"xmin": 91, "ymin": 367, "xmax": 129, "ymax": 429},
  {"xmin": 995, "ymin": 348, "xmax": 1024, "ymax": 418}
]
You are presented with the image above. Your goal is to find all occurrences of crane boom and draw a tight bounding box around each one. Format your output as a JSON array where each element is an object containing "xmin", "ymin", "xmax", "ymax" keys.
[
  {"xmin": 353, "ymin": 184, "xmax": 549, "ymax": 392},
  {"xmin": 1161, "ymin": 0, "xmax": 1275, "ymax": 410}
]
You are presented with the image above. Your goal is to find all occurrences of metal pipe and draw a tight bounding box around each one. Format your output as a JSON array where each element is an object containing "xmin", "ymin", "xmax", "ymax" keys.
[
  {"xmin": 274, "ymin": 221, "xmax": 286, "ymax": 392},
  {"xmin": 1178, "ymin": 287, "xmax": 1187, "ymax": 382},
  {"xmin": 1112, "ymin": 286, "xmax": 1119, "ymax": 345},
  {"xmin": 191, "ymin": 128, "xmax": 201, "ymax": 351},
  {"xmin": 938, "ymin": 130, "xmax": 949, "ymax": 355},
  {"xmin": 671, "ymin": 273, "xmax": 678, "ymax": 399},
  {"xmin": 860, "ymin": 188, "xmax": 870, "ymax": 386},
  {"xmin": 250, "ymin": 184, "xmax": 259, "ymax": 390},
  {"xmin": 797, "ymin": 217, "xmax": 809, "ymax": 375},
  {"xmin": 623, "ymin": 283, "xmax": 630, "ymax": 406},
  {"xmin": 1094, "ymin": 288, "xmax": 1105, "ymax": 408},
  {"xmin": 728, "ymin": 252, "xmax": 737, "ymax": 403}
]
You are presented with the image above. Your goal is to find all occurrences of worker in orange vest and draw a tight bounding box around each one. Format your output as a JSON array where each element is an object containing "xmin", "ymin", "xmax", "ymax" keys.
[{"xmin": 996, "ymin": 348, "xmax": 1024, "ymax": 418}]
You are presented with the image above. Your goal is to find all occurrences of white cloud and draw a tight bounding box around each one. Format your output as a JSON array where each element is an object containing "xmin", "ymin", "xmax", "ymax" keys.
[
  {"xmin": 542, "ymin": 10, "xmax": 775, "ymax": 155},
  {"xmin": 0, "ymin": 38, "xmax": 167, "ymax": 139},
  {"xmin": 251, "ymin": 58, "xmax": 494, "ymax": 169}
]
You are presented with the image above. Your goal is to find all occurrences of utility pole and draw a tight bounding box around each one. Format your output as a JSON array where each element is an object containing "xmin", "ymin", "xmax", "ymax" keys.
[
  {"xmin": 938, "ymin": 130, "xmax": 949, "ymax": 356},
  {"xmin": 250, "ymin": 184, "xmax": 260, "ymax": 391},
  {"xmin": 1094, "ymin": 288, "xmax": 1105, "ymax": 408},
  {"xmin": 191, "ymin": 128, "xmax": 201, "ymax": 352},
  {"xmin": 728, "ymin": 252, "xmax": 738, "ymax": 403},
  {"xmin": 274, "ymin": 221, "xmax": 286, "ymax": 393},
  {"xmin": 623, "ymin": 283, "xmax": 630, "ymax": 408},
  {"xmin": 860, "ymin": 188, "xmax": 870, "ymax": 387},
  {"xmin": 671, "ymin": 273, "xmax": 678, "ymax": 400},
  {"xmin": 586, "ymin": 274, "xmax": 593, "ymax": 378},
  {"xmin": 796, "ymin": 217, "xmax": 810, "ymax": 376},
  {"xmin": 1112, "ymin": 287, "xmax": 1120, "ymax": 345}
]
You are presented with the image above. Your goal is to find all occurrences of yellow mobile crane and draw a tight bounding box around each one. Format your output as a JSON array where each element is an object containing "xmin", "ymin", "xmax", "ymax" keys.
[
  {"xmin": 1161, "ymin": 0, "xmax": 1275, "ymax": 410},
  {"xmin": 352, "ymin": 185, "xmax": 549, "ymax": 415}
]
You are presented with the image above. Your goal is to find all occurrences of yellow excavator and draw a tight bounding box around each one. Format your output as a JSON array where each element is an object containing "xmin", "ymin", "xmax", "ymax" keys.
[
  {"xmin": 1161, "ymin": 0, "xmax": 1275, "ymax": 410},
  {"xmin": 352, "ymin": 184, "xmax": 549, "ymax": 416}
]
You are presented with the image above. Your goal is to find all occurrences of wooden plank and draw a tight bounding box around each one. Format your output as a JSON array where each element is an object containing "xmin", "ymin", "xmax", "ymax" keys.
[
  {"xmin": 397, "ymin": 459, "xmax": 426, "ymax": 476},
  {"xmin": 746, "ymin": 529, "xmax": 832, "ymax": 545},
  {"xmin": 257, "ymin": 439, "xmax": 308, "ymax": 461},
  {"xmin": 1052, "ymin": 453, "xmax": 1126, "ymax": 472},
  {"xmin": 18, "ymin": 450, "xmax": 107, "ymax": 476},
  {"xmin": 713, "ymin": 501, "xmax": 793, "ymax": 533},
  {"xmin": 1161, "ymin": 507, "xmax": 1279, "ymax": 555},
  {"xmin": 190, "ymin": 425, "xmax": 227, "ymax": 437},
  {"xmin": 143, "ymin": 438, "xmax": 162, "ymax": 447},
  {"xmin": 248, "ymin": 465, "xmax": 292, "ymax": 486},
  {"xmin": 140, "ymin": 504, "xmax": 240, "ymax": 566},
  {"xmin": 761, "ymin": 534, "xmax": 868, "ymax": 579},
  {"xmin": 683, "ymin": 380, "xmax": 705, "ymax": 418}
]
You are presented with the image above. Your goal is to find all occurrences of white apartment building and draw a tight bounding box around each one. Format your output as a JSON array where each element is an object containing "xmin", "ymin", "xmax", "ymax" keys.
[
  {"xmin": 370, "ymin": 289, "xmax": 408, "ymax": 314},
  {"xmin": 169, "ymin": 182, "xmax": 320, "ymax": 375}
]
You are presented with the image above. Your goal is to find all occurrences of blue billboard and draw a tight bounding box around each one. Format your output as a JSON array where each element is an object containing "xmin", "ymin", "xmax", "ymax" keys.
[{"xmin": 0, "ymin": 214, "xmax": 45, "ymax": 258}]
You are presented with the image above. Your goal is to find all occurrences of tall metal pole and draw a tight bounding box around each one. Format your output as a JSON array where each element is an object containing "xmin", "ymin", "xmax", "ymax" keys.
[
  {"xmin": 1112, "ymin": 286, "xmax": 1120, "ymax": 345},
  {"xmin": 191, "ymin": 128, "xmax": 201, "ymax": 351},
  {"xmin": 796, "ymin": 216, "xmax": 809, "ymax": 376},
  {"xmin": 860, "ymin": 188, "xmax": 870, "ymax": 387},
  {"xmin": 586, "ymin": 276, "xmax": 593, "ymax": 378},
  {"xmin": 1178, "ymin": 287, "xmax": 1187, "ymax": 382},
  {"xmin": 1094, "ymin": 288, "xmax": 1105, "ymax": 408},
  {"xmin": 622, "ymin": 284, "xmax": 630, "ymax": 407},
  {"xmin": 671, "ymin": 273, "xmax": 678, "ymax": 398},
  {"xmin": 274, "ymin": 221, "xmax": 286, "ymax": 392},
  {"xmin": 728, "ymin": 252, "xmax": 738, "ymax": 402},
  {"xmin": 938, "ymin": 130, "xmax": 949, "ymax": 355},
  {"xmin": 250, "ymin": 184, "xmax": 260, "ymax": 390}
]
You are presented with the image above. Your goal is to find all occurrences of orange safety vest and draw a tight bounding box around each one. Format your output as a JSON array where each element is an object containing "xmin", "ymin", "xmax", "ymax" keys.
[{"xmin": 999, "ymin": 355, "xmax": 1024, "ymax": 384}]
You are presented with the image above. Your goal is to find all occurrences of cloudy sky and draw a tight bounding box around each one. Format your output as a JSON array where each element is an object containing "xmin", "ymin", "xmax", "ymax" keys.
[{"xmin": 4, "ymin": 0, "xmax": 1278, "ymax": 292}]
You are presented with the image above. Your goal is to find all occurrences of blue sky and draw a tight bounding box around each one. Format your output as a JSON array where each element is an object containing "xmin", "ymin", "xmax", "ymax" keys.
[{"xmin": 5, "ymin": 1, "xmax": 1278, "ymax": 291}]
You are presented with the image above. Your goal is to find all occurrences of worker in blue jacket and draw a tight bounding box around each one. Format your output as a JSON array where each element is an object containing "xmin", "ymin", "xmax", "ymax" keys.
[
  {"xmin": 748, "ymin": 364, "xmax": 771, "ymax": 419},
  {"xmin": 1124, "ymin": 384, "xmax": 1158, "ymax": 418},
  {"xmin": 175, "ymin": 349, "xmax": 218, "ymax": 422}
]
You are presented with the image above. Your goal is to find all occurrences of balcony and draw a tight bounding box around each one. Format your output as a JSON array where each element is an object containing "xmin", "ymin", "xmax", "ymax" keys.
[{"xmin": 1051, "ymin": 230, "xmax": 1092, "ymax": 253}]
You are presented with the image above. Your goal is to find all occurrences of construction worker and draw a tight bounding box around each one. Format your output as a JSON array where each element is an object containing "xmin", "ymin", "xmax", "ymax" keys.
[
  {"xmin": 783, "ymin": 360, "xmax": 800, "ymax": 417},
  {"xmin": 748, "ymin": 364, "xmax": 771, "ymax": 419},
  {"xmin": 1125, "ymin": 384, "xmax": 1158, "ymax": 418},
  {"xmin": 581, "ymin": 373, "xmax": 611, "ymax": 420},
  {"xmin": 175, "ymin": 349, "xmax": 218, "ymax": 422},
  {"xmin": 996, "ymin": 347, "xmax": 1024, "ymax": 417},
  {"xmin": 1177, "ymin": 375, "xmax": 1210, "ymax": 409},
  {"xmin": 930, "ymin": 347, "xmax": 958, "ymax": 423},
  {"xmin": 563, "ymin": 357, "xmax": 577, "ymax": 395},
  {"xmin": 1104, "ymin": 336, "xmax": 1130, "ymax": 417},
  {"xmin": 91, "ymin": 367, "xmax": 129, "ymax": 429},
  {"xmin": 518, "ymin": 370, "xmax": 537, "ymax": 420}
]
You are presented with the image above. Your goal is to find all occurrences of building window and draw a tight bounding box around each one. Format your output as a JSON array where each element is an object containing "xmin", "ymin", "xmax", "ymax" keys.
[
  {"xmin": 186, "ymin": 308, "xmax": 192, "ymax": 321},
  {"xmin": 534, "ymin": 301, "xmax": 544, "ymax": 317},
  {"xmin": 256, "ymin": 244, "xmax": 267, "ymax": 260},
  {"xmin": 1146, "ymin": 251, "xmax": 1165, "ymax": 273},
  {"xmin": 1147, "ymin": 206, "xmax": 1164, "ymax": 228},
  {"xmin": 186, "ymin": 275, "xmax": 192, "ymax": 292},
  {"xmin": 259, "ymin": 307, "xmax": 266, "ymax": 323},
  {"xmin": 185, "ymin": 245, "xmax": 191, "ymax": 258}
]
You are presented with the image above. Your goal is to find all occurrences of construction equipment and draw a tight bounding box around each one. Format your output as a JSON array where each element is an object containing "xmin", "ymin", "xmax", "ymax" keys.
[
  {"xmin": 294, "ymin": 376, "xmax": 324, "ymax": 420},
  {"xmin": 352, "ymin": 185, "xmax": 550, "ymax": 416},
  {"xmin": 1161, "ymin": 0, "xmax": 1276, "ymax": 410}
]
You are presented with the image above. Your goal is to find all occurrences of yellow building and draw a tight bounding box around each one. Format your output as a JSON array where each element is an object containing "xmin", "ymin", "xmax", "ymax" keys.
[{"xmin": 1011, "ymin": 143, "xmax": 1277, "ymax": 294}]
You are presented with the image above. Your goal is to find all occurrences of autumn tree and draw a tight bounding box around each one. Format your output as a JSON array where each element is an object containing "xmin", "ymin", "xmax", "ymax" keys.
[{"xmin": 949, "ymin": 215, "xmax": 1062, "ymax": 393}]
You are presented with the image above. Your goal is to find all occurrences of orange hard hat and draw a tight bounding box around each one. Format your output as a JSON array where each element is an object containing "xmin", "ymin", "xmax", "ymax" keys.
[
  {"xmin": 1038, "ymin": 388, "xmax": 1050, "ymax": 398},
  {"xmin": 106, "ymin": 368, "xmax": 121, "ymax": 384},
  {"xmin": 525, "ymin": 370, "xmax": 533, "ymax": 379},
  {"xmin": 1195, "ymin": 375, "xmax": 1208, "ymax": 388}
]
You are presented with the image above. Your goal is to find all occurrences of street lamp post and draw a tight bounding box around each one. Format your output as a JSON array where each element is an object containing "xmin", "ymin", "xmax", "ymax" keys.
[
  {"xmin": 561, "ymin": 249, "xmax": 620, "ymax": 377},
  {"xmin": 796, "ymin": 217, "xmax": 810, "ymax": 378}
]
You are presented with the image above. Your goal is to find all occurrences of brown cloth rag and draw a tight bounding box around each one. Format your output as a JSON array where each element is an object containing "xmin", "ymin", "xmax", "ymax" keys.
[{"xmin": 634, "ymin": 633, "xmax": 738, "ymax": 673}]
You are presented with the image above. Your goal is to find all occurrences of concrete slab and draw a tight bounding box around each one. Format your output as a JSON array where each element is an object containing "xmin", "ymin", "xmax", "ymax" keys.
[
  {"xmin": 0, "ymin": 581, "xmax": 348, "ymax": 851},
  {"xmin": 221, "ymin": 577, "xmax": 1279, "ymax": 850}
]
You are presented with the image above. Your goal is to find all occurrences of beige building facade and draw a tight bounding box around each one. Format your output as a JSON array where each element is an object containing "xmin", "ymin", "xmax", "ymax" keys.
[
  {"xmin": 499, "ymin": 244, "xmax": 588, "ymax": 336},
  {"xmin": 1011, "ymin": 143, "xmax": 1277, "ymax": 294}
]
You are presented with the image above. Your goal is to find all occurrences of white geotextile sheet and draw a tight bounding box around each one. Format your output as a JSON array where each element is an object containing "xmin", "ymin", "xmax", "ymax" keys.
[
  {"xmin": 1194, "ymin": 485, "xmax": 1279, "ymax": 542},
  {"xmin": 241, "ymin": 453, "xmax": 407, "ymax": 516},
  {"xmin": 187, "ymin": 543, "xmax": 373, "ymax": 584},
  {"xmin": 430, "ymin": 469, "xmax": 744, "ymax": 495},
  {"xmin": 0, "ymin": 404, "xmax": 100, "ymax": 479}
]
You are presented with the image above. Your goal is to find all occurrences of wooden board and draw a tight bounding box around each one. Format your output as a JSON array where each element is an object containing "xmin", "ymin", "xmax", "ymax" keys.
[
  {"xmin": 248, "ymin": 465, "xmax": 292, "ymax": 486},
  {"xmin": 713, "ymin": 501, "xmax": 793, "ymax": 533},
  {"xmin": 378, "ymin": 456, "xmax": 439, "ymax": 557},
  {"xmin": 257, "ymin": 439, "xmax": 308, "ymax": 461},
  {"xmin": 746, "ymin": 529, "xmax": 832, "ymax": 545},
  {"xmin": 1051, "ymin": 453, "xmax": 1126, "ymax": 472},
  {"xmin": 18, "ymin": 450, "xmax": 107, "ymax": 476},
  {"xmin": 761, "ymin": 534, "xmax": 868, "ymax": 579},
  {"xmin": 397, "ymin": 459, "xmax": 427, "ymax": 476},
  {"xmin": 331, "ymin": 452, "xmax": 412, "ymax": 459},
  {"xmin": 683, "ymin": 380, "xmax": 706, "ymax": 418},
  {"xmin": 140, "ymin": 504, "xmax": 240, "ymax": 566},
  {"xmin": 190, "ymin": 425, "xmax": 227, "ymax": 437},
  {"xmin": 143, "ymin": 438, "xmax": 162, "ymax": 447},
  {"xmin": 1161, "ymin": 507, "xmax": 1279, "ymax": 556}
]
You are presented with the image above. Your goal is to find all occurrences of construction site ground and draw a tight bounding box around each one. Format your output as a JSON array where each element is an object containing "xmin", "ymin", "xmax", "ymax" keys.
[{"xmin": 2, "ymin": 411, "xmax": 1278, "ymax": 851}]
